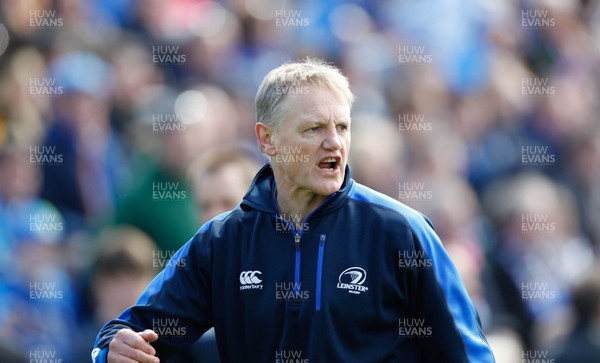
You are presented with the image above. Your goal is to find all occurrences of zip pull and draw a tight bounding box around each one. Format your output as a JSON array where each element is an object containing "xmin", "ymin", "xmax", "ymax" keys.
[
  {"xmin": 319, "ymin": 234, "xmax": 326, "ymax": 245},
  {"xmin": 294, "ymin": 233, "xmax": 301, "ymax": 250}
]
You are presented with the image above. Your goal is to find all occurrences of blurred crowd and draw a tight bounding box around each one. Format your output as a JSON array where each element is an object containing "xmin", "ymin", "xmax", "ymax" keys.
[{"xmin": 0, "ymin": 0, "xmax": 600, "ymax": 362}]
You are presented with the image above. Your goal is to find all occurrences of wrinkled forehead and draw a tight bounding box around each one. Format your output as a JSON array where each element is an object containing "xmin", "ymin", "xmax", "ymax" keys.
[{"xmin": 279, "ymin": 85, "xmax": 352, "ymax": 120}]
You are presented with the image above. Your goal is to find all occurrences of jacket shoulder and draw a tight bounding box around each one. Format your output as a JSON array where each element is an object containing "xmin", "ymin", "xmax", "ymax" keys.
[
  {"xmin": 192, "ymin": 206, "xmax": 250, "ymax": 247},
  {"xmin": 346, "ymin": 182, "xmax": 434, "ymax": 231}
]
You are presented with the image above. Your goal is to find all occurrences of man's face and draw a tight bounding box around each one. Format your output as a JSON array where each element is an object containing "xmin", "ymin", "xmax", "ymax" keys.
[
  {"xmin": 267, "ymin": 86, "xmax": 351, "ymax": 198},
  {"xmin": 195, "ymin": 163, "xmax": 250, "ymax": 223}
]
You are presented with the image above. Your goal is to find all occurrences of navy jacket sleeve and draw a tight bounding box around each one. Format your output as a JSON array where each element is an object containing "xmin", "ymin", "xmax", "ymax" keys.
[
  {"xmin": 404, "ymin": 212, "xmax": 495, "ymax": 362},
  {"xmin": 92, "ymin": 224, "xmax": 214, "ymax": 362},
  {"xmin": 348, "ymin": 182, "xmax": 494, "ymax": 362}
]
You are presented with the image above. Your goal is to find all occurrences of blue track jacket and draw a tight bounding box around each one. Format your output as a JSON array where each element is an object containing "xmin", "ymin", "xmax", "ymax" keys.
[{"xmin": 93, "ymin": 165, "xmax": 495, "ymax": 362}]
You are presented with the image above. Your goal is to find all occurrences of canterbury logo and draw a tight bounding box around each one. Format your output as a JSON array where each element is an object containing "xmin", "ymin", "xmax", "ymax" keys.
[
  {"xmin": 337, "ymin": 267, "xmax": 369, "ymax": 294},
  {"xmin": 240, "ymin": 270, "xmax": 262, "ymax": 284},
  {"xmin": 240, "ymin": 270, "xmax": 263, "ymax": 290}
]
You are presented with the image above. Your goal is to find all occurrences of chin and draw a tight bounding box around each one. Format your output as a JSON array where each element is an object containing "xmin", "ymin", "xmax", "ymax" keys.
[{"xmin": 314, "ymin": 180, "xmax": 343, "ymax": 196}]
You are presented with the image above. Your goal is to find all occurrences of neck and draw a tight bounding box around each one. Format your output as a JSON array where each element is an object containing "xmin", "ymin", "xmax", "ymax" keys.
[
  {"xmin": 276, "ymin": 188, "xmax": 326, "ymax": 223},
  {"xmin": 271, "ymin": 166, "xmax": 341, "ymax": 229}
]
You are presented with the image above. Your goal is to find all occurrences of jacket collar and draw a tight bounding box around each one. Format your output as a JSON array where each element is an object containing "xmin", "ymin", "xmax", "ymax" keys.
[{"xmin": 240, "ymin": 163, "xmax": 354, "ymax": 216}]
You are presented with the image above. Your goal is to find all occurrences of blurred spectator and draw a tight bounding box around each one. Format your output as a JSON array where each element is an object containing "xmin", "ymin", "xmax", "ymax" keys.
[
  {"xmin": 564, "ymin": 129, "xmax": 600, "ymax": 248},
  {"xmin": 486, "ymin": 327, "xmax": 524, "ymax": 363},
  {"xmin": 111, "ymin": 86, "xmax": 198, "ymax": 253},
  {"xmin": 349, "ymin": 114, "xmax": 406, "ymax": 198},
  {"xmin": 554, "ymin": 261, "xmax": 600, "ymax": 363},
  {"xmin": 188, "ymin": 143, "xmax": 264, "ymax": 224},
  {"xmin": 0, "ymin": 341, "xmax": 27, "ymax": 363},
  {"xmin": 0, "ymin": 144, "xmax": 77, "ymax": 362},
  {"xmin": 40, "ymin": 51, "xmax": 129, "ymax": 233},
  {"xmin": 0, "ymin": 140, "xmax": 80, "ymax": 361},
  {"xmin": 108, "ymin": 36, "xmax": 165, "ymax": 133},
  {"xmin": 483, "ymin": 172, "xmax": 594, "ymax": 347},
  {"xmin": 0, "ymin": 46, "xmax": 51, "ymax": 145},
  {"xmin": 113, "ymin": 81, "xmax": 247, "ymax": 252},
  {"xmin": 72, "ymin": 226, "xmax": 157, "ymax": 362}
]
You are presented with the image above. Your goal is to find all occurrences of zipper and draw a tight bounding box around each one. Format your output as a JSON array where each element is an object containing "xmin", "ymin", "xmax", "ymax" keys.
[
  {"xmin": 315, "ymin": 234, "xmax": 326, "ymax": 311},
  {"xmin": 294, "ymin": 233, "xmax": 301, "ymax": 296},
  {"xmin": 272, "ymin": 189, "xmax": 337, "ymax": 306}
]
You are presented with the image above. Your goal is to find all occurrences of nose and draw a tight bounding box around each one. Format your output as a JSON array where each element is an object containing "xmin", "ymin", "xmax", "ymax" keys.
[{"xmin": 322, "ymin": 127, "xmax": 342, "ymax": 151}]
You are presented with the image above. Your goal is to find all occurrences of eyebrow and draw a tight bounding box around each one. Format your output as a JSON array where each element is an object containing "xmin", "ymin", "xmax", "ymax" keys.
[{"xmin": 302, "ymin": 118, "xmax": 351, "ymax": 126}]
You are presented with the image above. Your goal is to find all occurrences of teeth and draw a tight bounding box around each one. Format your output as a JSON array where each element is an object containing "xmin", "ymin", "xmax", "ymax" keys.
[{"xmin": 323, "ymin": 158, "xmax": 336, "ymax": 163}]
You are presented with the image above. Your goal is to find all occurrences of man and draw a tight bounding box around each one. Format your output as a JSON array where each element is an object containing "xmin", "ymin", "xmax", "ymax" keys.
[
  {"xmin": 188, "ymin": 143, "xmax": 263, "ymax": 224},
  {"xmin": 73, "ymin": 227, "xmax": 157, "ymax": 361},
  {"xmin": 93, "ymin": 59, "xmax": 495, "ymax": 362}
]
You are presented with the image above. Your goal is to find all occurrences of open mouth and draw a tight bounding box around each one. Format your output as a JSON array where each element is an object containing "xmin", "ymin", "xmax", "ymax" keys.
[{"xmin": 318, "ymin": 157, "xmax": 340, "ymax": 171}]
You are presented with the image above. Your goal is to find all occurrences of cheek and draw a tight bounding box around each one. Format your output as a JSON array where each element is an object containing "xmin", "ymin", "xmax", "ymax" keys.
[
  {"xmin": 342, "ymin": 136, "xmax": 351, "ymax": 156},
  {"xmin": 292, "ymin": 162, "xmax": 313, "ymax": 181}
]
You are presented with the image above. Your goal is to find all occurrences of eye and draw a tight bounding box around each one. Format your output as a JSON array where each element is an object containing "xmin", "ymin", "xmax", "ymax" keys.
[
  {"xmin": 307, "ymin": 126, "xmax": 319, "ymax": 132},
  {"xmin": 337, "ymin": 124, "xmax": 349, "ymax": 132}
]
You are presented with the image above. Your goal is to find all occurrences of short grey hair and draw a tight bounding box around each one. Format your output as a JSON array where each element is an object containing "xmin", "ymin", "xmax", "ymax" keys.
[{"xmin": 255, "ymin": 58, "xmax": 354, "ymax": 129}]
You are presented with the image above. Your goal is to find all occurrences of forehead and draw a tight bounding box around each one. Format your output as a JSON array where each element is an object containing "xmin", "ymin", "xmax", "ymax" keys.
[
  {"xmin": 282, "ymin": 86, "xmax": 351, "ymax": 120},
  {"xmin": 198, "ymin": 165, "xmax": 248, "ymax": 196}
]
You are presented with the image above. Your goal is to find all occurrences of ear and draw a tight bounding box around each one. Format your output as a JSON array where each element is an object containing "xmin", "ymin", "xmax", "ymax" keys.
[{"xmin": 256, "ymin": 122, "xmax": 277, "ymax": 157}]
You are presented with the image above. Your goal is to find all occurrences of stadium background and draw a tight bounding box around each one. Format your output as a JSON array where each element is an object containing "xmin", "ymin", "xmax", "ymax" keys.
[{"xmin": 0, "ymin": 0, "xmax": 599, "ymax": 362}]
